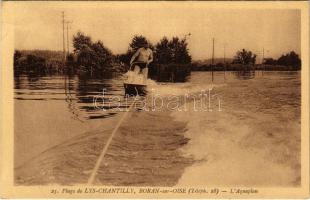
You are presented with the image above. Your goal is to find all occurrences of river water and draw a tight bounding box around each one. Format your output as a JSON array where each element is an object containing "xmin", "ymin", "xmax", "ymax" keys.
[{"xmin": 14, "ymin": 71, "xmax": 300, "ymax": 186}]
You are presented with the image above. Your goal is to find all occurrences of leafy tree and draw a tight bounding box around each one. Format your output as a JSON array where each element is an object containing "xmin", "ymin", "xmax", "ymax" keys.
[
  {"xmin": 129, "ymin": 35, "xmax": 152, "ymax": 51},
  {"xmin": 72, "ymin": 32, "xmax": 113, "ymax": 73},
  {"xmin": 116, "ymin": 51, "xmax": 133, "ymax": 66},
  {"xmin": 154, "ymin": 37, "xmax": 172, "ymax": 64},
  {"xmin": 168, "ymin": 37, "xmax": 191, "ymax": 64},
  {"xmin": 73, "ymin": 31, "xmax": 92, "ymax": 53},
  {"xmin": 92, "ymin": 41, "xmax": 113, "ymax": 67},
  {"xmin": 232, "ymin": 49, "xmax": 256, "ymax": 65},
  {"xmin": 277, "ymin": 51, "xmax": 301, "ymax": 67},
  {"xmin": 154, "ymin": 36, "xmax": 191, "ymax": 64},
  {"xmin": 76, "ymin": 45, "xmax": 96, "ymax": 68}
]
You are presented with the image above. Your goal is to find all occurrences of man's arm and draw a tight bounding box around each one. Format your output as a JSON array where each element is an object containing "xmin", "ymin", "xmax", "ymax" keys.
[
  {"xmin": 147, "ymin": 50, "xmax": 153, "ymax": 65},
  {"xmin": 130, "ymin": 48, "xmax": 141, "ymax": 65}
]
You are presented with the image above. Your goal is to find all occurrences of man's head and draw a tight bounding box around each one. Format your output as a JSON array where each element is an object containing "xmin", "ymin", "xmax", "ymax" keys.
[{"xmin": 142, "ymin": 42, "xmax": 149, "ymax": 49}]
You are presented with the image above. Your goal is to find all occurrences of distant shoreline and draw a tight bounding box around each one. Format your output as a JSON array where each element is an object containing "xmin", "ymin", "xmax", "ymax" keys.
[
  {"xmin": 14, "ymin": 49, "xmax": 301, "ymax": 83},
  {"xmin": 191, "ymin": 64, "xmax": 301, "ymax": 71}
]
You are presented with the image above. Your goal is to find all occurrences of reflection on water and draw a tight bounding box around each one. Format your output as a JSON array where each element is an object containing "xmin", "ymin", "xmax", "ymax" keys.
[
  {"xmin": 14, "ymin": 74, "xmax": 131, "ymax": 121},
  {"xmin": 188, "ymin": 70, "xmax": 300, "ymax": 84},
  {"xmin": 14, "ymin": 73, "xmax": 134, "ymax": 167},
  {"xmin": 234, "ymin": 70, "xmax": 256, "ymax": 80}
]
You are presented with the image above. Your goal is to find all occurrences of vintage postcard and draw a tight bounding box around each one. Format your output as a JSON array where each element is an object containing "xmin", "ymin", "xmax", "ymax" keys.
[{"xmin": 0, "ymin": 1, "xmax": 309, "ymax": 198}]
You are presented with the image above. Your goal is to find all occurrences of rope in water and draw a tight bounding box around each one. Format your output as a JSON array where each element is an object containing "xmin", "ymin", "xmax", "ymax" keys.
[{"xmin": 87, "ymin": 96, "xmax": 137, "ymax": 185}]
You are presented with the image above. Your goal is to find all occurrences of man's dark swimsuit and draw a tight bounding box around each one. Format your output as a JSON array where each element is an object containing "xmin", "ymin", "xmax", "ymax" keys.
[
  {"xmin": 131, "ymin": 62, "xmax": 147, "ymax": 73},
  {"xmin": 134, "ymin": 62, "xmax": 147, "ymax": 69}
]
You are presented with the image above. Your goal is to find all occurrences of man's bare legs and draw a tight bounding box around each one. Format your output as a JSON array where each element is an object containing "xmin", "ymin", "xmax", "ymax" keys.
[
  {"xmin": 142, "ymin": 67, "xmax": 148, "ymax": 84},
  {"xmin": 132, "ymin": 65, "xmax": 148, "ymax": 84},
  {"xmin": 133, "ymin": 65, "xmax": 141, "ymax": 74}
]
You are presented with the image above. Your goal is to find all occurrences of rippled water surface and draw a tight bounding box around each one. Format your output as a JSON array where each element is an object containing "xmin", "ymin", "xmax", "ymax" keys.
[{"xmin": 15, "ymin": 70, "xmax": 301, "ymax": 181}]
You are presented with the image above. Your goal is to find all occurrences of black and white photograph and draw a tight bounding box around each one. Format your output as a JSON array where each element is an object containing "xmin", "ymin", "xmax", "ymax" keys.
[{"xmin": 0, "ymin": 1, "xmax": 309, "ymax": 198}]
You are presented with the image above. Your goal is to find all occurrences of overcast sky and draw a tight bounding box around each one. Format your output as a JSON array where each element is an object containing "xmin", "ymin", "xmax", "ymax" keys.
[{"xmin": 12, "ymin": 2, "xmax": 301, "ymax": 61}]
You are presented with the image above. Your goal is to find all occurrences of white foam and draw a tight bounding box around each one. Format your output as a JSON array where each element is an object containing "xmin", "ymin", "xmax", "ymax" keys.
[
  {"xmin": 148, "ymin": 82, "xmax": 223, "ymax": 97},
  {"xmin": 124, "ymin": 71, "xmax": 145, "ymax": 85},
  {"xmin": 173, "ymin": 100, "xmax": 299, "ymax": 187}
]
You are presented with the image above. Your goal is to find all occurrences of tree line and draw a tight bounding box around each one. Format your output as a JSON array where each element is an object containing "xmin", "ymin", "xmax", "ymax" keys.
[
  {"xmin": 14, "ymin": 32, "xmax": 301, "ymax": 76},
  {"xmin": 192, "ymin": 49, "xmax": 301, "ymax": 71},
  {"xmin": 263, "ymin": 51, "xmax": 301, "ymax": 68},
  {"xmin": 14, "ymin": 32, "xmax": 192, "ymax": 77},
  {"xmin": 117, "ymin": 35, "xmax": 191, "ymax": 66},
  {"xmin": 14, "ymin": 50, "xmax": 64, "ymax": 75}
]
